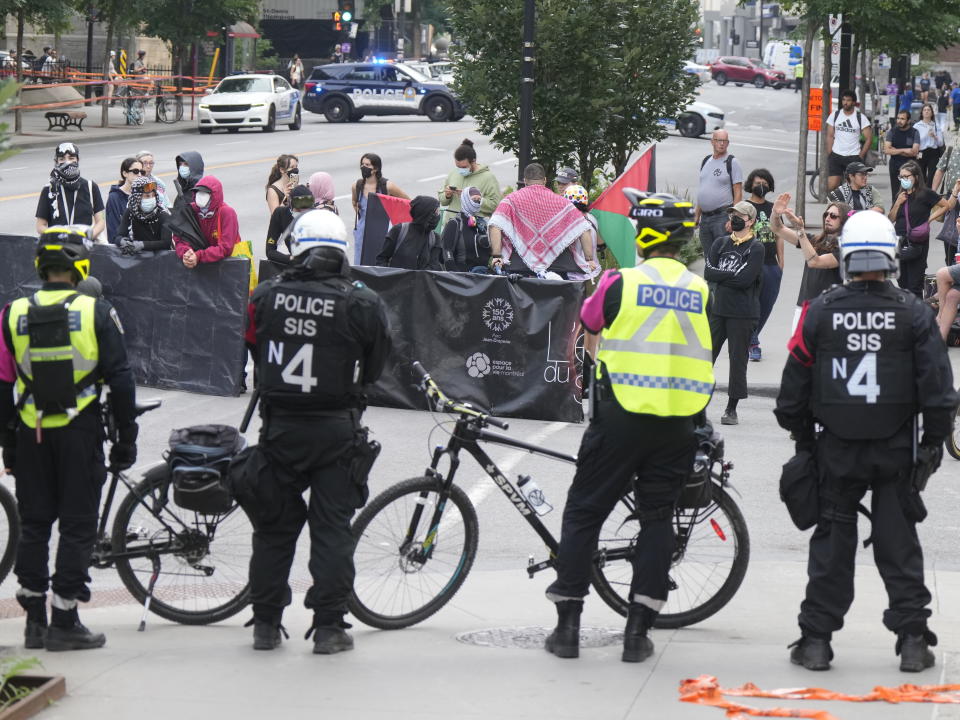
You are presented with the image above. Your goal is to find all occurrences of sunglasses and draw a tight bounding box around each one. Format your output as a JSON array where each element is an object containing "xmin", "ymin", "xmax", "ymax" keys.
[
  {"xmin": 140, "ymin": 181, "xmax": 157, "ymax": 194},
  {"xmin": 823, "ymin": 212, "xmax": 841, "ymax": 220},
  {"xmin": 128, "ymin": 168, "xmax": 145, "ymax": 175}
]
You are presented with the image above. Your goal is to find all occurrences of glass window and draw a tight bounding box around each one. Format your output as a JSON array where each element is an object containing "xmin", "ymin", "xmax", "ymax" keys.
[
  {"xmin": 216, "ymin": 77, "xmax": 272, "ymax": 93},
  {"xmin": 344, "ymin": 66, "xmax": 377, "ymax": 81}
]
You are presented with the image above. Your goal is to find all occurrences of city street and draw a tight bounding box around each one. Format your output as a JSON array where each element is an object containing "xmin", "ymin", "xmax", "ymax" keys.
[{"xmin": 2, "ymin": 82, "xmax": 960, "ymax": 719}]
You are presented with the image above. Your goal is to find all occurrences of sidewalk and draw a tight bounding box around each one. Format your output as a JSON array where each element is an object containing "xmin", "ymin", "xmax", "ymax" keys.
[
  {"xmin": 3, "ymin": 560, "xmax": 959, "ymax": 719},
  {"xmin": 4, "ymin": 104, "xmax": 198, "ymax": 150}
]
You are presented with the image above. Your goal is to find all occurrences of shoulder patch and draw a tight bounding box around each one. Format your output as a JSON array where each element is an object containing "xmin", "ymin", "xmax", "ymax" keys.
[
  {"xmin": 352, "ymin": 280, "xmax": 366, "ymax": 289},
  {"xmin": 109, "ymin": 307, "xmax": 124, "ymax": 334}
]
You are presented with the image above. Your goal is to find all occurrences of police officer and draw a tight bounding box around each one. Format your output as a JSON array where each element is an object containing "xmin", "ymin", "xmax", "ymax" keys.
[
  {"xmin": 245, "ymin": 209, "xmax": 390, "ymax": 653},
  {"xmin": 775, "ymin": 211, "xmax": 956, "ymax": 672},
  {"xmin": 0, "ymin": 225, "xmax": 137, "ymax": 650},
  {"xmin": 544, "ymin": 192, "xmax": 714, "ymax": 663}
]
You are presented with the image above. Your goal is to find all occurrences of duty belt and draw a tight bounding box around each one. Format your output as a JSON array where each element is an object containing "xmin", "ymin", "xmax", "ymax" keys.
[{"xmin": 701, "ymin": 207, "xmax": 727, "ymax": 218}]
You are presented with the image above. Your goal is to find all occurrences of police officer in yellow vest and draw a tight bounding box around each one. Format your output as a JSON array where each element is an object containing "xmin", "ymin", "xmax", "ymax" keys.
[
  {"xmin": 0, "ymin": 225, "xmax": 137, "ymax": 651},
  {"xmin": 545, "ymin": 192, "xmax": 713, "ymax": 663}
]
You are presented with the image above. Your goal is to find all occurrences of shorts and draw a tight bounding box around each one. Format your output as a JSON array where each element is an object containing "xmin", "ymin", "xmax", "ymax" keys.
[
  {"xmin": 828, "ymin": 152, "xmax": 861, "ymax": 177},
  {"xmin": 949, "ymin": 262, "xmax": 960, "ymax": 289}
]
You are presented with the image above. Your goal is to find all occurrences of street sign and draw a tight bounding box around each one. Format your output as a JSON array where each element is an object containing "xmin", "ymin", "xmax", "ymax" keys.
[
  {"xmin": 878, "ymin": 53, "xmax": 890, "ymax": 69},
  {"xmin": 910, "ymin": 53, "xmax": 920, "ymax": 66},
  {"xmin": 807, "ymin": 88, "xmax": 829, "ymax": 131}
]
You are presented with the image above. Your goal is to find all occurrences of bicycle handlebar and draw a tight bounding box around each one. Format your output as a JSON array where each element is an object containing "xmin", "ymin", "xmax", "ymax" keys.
[{"xmin": 411, "ymin": 361, "xmax": 509, "ymax": 430}]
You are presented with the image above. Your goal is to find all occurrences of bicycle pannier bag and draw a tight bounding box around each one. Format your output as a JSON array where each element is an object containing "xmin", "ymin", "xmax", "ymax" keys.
[{"xmin": 167, "ymin": 425, "xmax": 247, "ymax": 514}]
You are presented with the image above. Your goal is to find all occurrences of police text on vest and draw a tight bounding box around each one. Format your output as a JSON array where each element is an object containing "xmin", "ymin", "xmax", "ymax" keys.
[
  {"xmin": 636, "ymin": 285, "xmax": 702, "ymax": 313},
  {"xmin": 832, "ymin": 311, "xmax": 894, "ymax": 352}
]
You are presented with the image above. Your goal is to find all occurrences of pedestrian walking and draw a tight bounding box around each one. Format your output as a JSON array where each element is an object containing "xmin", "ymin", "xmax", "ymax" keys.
[
  {"xmin": 888, "ymin": 160, "xmax": 948, "ymax": 298},
  {"xmin": 0, "ymin": 225, "xmax": 138, "ymax": 650},
  {"xmin": 743, "ymin": 169, "xmax": 781, "ymax": 362},
  {"xmin": 695, "ymin": 130, "xmax": 744, "ymax": 259},
  {"xmin": 775, "ymin": 210, "xmax": 957, "ymax": 673},
  {"xmin": 242, "ymin": 209, "xmax": 390, "ymax": 653},
  {"xmin": 544, "ymin": 192, "xmax": 712, "ymax": 664},
  {"xmin": 826, "ymin": 90, "xmax": 872, "ymax": 193},
  {"xmin": 287, "ymin": 54, "xmax": 304, "ymax": 89},
  {"xmin": 35, "ymin": 143, "xmax": 105, "ymax": 240},
  {"xmin": 884, "ymin": 110, "xmax": 920, "ymax": 203},
  {"xmin": 351, "ymin": 153, "xmax": 408, "ymax": 265}
]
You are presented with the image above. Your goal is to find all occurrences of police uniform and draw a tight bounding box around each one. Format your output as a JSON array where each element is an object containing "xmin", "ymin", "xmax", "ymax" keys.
[
  {"xmin": 246, "ymin": 236, "xmax": 390, "ymax": 648},
  {"xmin": 0, "ymin": 272, "xmax": 136, "ymax": 648},
  {"xmin": 776, "ymin": 256, "xmax": 956, "ymax": 668},
  {"xmin": 545, "ymin": 202, "xmax": 713, "ymax": 663}
]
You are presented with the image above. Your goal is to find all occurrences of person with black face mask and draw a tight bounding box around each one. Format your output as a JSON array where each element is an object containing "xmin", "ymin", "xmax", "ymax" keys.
[
  {"xmin": 744, "ymin": 168, "xmax": 781, "ymax": 362},
  {"xmin": 351, "ymin": 153, "xmax": 408, "ymax": 265},
  {"xmin": 35, "ymin": 143, "xmax": 105, "ymax": 239},
  {"xmin": 376, "ymin": 196, "xmax": 447, "ymax": 270}
]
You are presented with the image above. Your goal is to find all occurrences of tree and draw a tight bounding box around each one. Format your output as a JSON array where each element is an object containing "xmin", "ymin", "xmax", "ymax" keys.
[
  {"xmin": 0, "ymin": 79, "xmax": 22, "ymax": 166},
  {"xmin": 447, "ymin": 0, "xmax": 699, "ymax": 189}
]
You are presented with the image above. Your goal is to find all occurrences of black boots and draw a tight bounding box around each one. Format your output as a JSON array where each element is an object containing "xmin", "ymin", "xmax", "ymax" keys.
[
  {"xmin": 247, "ymin": 616, "xmax": 288, "ymax": 651},
  {"xmin": 545, "ymin": 600, "xmax": 582, "ymax": 659},
  {"xmin": 789, "ymin": 635, "xmax": 833, "ymax": 671},
  {"xmin": 897, "ymin": 629, "xmax": 937, "ymax": 673},
  {"xmin": 16, "ymin": 594, "xmax": 47, "ymax": 650},
  {"xmin": 306, "ymin": 617, "xmax": 354, "ymax": 655},
  {"xmin": 45, "ymin": 606, "xmax": 106, "ymax": 651},
  {"xmin": 622, "ymin": 604, "xmax": 656, "ymax": 663}
]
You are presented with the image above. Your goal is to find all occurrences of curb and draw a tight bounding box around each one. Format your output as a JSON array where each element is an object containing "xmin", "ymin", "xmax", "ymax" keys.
[
  {"xmin": 9, "ymin": 123, "xmax": 198, "ymax": 150},
  {"xmin": 717, "ymin": 383, "xmax": 780, "ymax": 399}
]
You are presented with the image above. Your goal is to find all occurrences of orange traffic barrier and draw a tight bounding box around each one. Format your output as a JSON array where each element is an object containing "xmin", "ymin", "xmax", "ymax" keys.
[{"xmin": 678, "ymin": 675, "xmax": 960, "ymax": 719}]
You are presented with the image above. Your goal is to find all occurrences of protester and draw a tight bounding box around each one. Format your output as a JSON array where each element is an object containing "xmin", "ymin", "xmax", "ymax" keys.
[
  {"xmin": 826, "ymin": 90, "xmax": 872, "ymax": 193},
  {"xmin": 562, "ymin": 184, "xmax": 603, "ymax": 284},
  {"xmin": 827, "ymin": 161, "xmax": 880, "ymax": 211},
  {"xmin": 743, "ymin": 169, "xmax": 781, "ymax": 362},
  {"xmin": 554, "ymin": 167, "xmax": 578, "ymax": 196},
  {"xmin": 265, "ymin": 154, "xmax": 299, "ymax": 215},
  {"xmin": 106, "ymin": 157, "xmax": 145, "ymax": 244},
  {"xmin": 307, "ymin": 172, "xmax": 338, "ymax": 214},
  {"xmin": 35, "ymin": 142, "xmax": 105, "ymax": 240},
  {"xmin": 704, "ymin": 201, "xmax": 763, "ymax": 426},
  {"xmin": 884, "ymin": 110, "xmax": 921, "ymax": 202},
  {"xmin": 695, "ymin": 130, "xmax": 744, "ymax": 258},
  {"xmin": 265, "ymin": 185, "xmax": 315, "ymax": 266},
  {"xmin": 173, "ymin": 151, "xmax": 205, "ymax": 211},
  {"xmin": 771, "ymin": 193, "xmax": 849, "ymax": 330},
  {"xmin": 351, "ymin": 153, "xmax": 408, "ymax": 265},
  {"xmin": 437, "ymin": 139, "xmax": 502, "ymax": 221},
  {"xmin": 287, "ymin": 54, "xmax": 304, "ymax": 88},
  {"xmin": 115, "ymin": 176, "xmax": 173, "ymax": 254},
  {"xmin": 376, "ymin": 196, "xmax": 446, "ymax": 270},
  {"xmin": 440, "ymin": 187, "xmax": 491, "ymax": 272},
  {"xmin": 488, "ymin": 163, "xmax": 596, "ymax": 279},
  {"xmin": 888, "ymin": 159, "xmax": 948, "ymax": 298},
  {"xmin": 935, "ymin": 213, "xmax": 960, "ymax": 342},
  {"xmin": 171, "ymin": 177, "xmax": 240, "ymax": 268},
  {"xmin": 135, "ymin": 150, "xmax": 171, "ymax": 208},
  {"xmin": 915, "ymin": 103, "xmax": 945, "ymax": 188}
]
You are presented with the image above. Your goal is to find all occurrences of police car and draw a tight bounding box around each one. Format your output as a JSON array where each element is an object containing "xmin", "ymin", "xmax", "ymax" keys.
[
  {"xmin": 198, "ymin": 73, "xmax": 302, "ymax": 134},
  {"xmin": 302, "ymin": 62, "xmax": 465, "ymax": 122}
]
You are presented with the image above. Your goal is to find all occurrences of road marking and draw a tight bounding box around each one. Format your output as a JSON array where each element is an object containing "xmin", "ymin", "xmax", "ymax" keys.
[
  {"xmin": 418, "ymin": 173, "xmax": 447, "ymax": 182},
  {"xmin": 0, "ymin": 127, "xmax": 470, "ymax": 203},
  {"xmin": 735, "ymin": 141, "xmax": 816, "ymax": 154},
  {"xmin": 491, "ymin": 159, "xmax": 514, "ymax": 166},
  {"xmin": 333, "ymin": 194, "xmax": 351, "ymax": 201},
  {"xmin": 216, "ymin": 141, "xmax": 246, "ymax": 146},
  {"xmin": 726, "ymin": 121, "xmax": 739, "ymax": 127},
  {"xmin": 406, "ymin": 146, "xmax": 445, "ymax": 152},
  {"xmin": 4, "ymin": 167, "xmax": 27, "ymax": 171}
]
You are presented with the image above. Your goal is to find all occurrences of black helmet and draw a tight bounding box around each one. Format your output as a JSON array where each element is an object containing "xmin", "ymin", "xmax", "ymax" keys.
[
  {"xmin": 36, "ymin": 225, "xmax": 92, "ymax": 282},
  {"xmin": 623, "ymin": 189, "xmax": 696, "ymax": 252}
]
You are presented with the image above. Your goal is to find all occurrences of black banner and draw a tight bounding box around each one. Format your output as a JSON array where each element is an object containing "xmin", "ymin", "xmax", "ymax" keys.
[
  {"xmin": 1, "ymin": 235, "xmax": 249, "ymax": 396},
  {"xmin": 260, "ymin": 261, "xmax": 585, "ymax": 422}
]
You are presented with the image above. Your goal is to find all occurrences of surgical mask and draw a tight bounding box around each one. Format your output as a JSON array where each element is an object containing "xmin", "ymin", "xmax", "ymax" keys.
[
  {"xmin": 178, "ymin": 165, "xmax": 191, "ymax": 180},
  {"xmin": 753, "ymin": 183, "xmax": 768, "ymax": 196},
  {"xmin": 140, "ymin": 197, "xmax": 157, "ymax": 213},
  {"xmin": 195, "ymin": 191, "xmax": 211, "ymax": 208},
  {"xmin": 730, "ymin": 215, "xmax": 747, "ymax": 231},
  {"xmin": 360, "ymin": 166, "xmax": 373, "ymax": 179},
  {"xmin": 457, "ymin": 167, "xmax": 471, "ymax": 176},
  {"xmin": 899, "ymin": 177, "xmax": 914, "ymax": 190}
]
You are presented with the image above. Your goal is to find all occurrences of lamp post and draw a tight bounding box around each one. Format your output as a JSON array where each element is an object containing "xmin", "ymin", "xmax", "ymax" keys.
[
  {"xmin": 517, "ymin": 0, "xmax": 535, "ymax": 187},
  {"xmin": 84, "ymin": 6, "xmax": 97, "ymax": 100}
]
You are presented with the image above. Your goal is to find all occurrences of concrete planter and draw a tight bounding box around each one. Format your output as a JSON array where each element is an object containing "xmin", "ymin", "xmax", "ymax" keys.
[{"xmin": 0, "ymin": 676, "xmax": 66, "ymax": 720}]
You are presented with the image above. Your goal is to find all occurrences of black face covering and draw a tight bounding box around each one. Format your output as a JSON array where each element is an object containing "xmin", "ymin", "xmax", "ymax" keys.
[
  {"xmin": 753, "ymin": 183, "xmax": 768, "ymax": 196},
  {"xmin": 360, "ymin": 166, "xmax": 373, "ymax": 179},
  {"xmin": 730, "ymin": 215, "xmax": 747, "ymax": 231},
  {"xmin": 55, "ymin": 162, "xmax": 81, "ymax": 187}
]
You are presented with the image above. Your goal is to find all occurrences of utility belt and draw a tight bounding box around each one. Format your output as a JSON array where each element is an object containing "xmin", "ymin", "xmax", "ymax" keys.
[{"xmin": 701, "ymin": 207, "xmax": 727, "ymax": 218}]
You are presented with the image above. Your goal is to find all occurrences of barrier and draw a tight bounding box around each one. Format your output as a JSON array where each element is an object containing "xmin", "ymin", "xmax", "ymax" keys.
[
  {"xmin": 260, "ymin": 261, "xmax": 585, "ymax": 422},
  {"xmin": 0, "ymin": 236, "xmax": 249, "ymax": 396}
]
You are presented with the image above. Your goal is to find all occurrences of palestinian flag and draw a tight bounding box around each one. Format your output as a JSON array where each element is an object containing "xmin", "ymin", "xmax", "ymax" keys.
[
  {"xmin": 360, "ymin": 193, "xmax": 413, "ymax": 265},
  {"xmin": 589, "ymin": 146, "xmax": 656, "ymax": 269}
]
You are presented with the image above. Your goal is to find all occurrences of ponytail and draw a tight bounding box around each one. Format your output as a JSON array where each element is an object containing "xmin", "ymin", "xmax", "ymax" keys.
[{"xmin": 266, "ymin": 153, "xmax": 298, "ymax": 188}]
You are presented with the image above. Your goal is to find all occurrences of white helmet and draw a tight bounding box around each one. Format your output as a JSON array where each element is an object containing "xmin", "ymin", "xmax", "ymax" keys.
[
  {"xmin": 839, "ymin": 210, "xmax": 898, "ymax": 281},
  {"xmin": 289, "ymin": 209, "xmax": 350, "ymax": 261}
]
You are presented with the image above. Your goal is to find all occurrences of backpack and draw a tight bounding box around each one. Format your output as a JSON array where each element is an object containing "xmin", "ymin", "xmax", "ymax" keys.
[
  {"xmin": 831, "ymin": 108, "xmax": 866, "ymax": 131},
  {"xmin": 701, "ymin": 154, "xmax": 735, "ymax": 181},
  {"xmin": 391, "ymin": 223, "xmax": 448, "ymax": 270}
]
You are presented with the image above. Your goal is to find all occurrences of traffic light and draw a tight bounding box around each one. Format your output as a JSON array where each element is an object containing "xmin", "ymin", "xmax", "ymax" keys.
[
  {"xmin": 341, "ymin": 1, "xmax": 353, "ymax": 23},
  {"xmin": 332, "ymin": 10, "xmax": 342, "ymax": 31}
]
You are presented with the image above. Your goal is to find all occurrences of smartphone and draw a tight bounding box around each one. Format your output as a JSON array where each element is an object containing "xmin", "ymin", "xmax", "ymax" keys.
[{"xmin": 448, "ymin": 185, "xmax": 457, "ymax": 191}]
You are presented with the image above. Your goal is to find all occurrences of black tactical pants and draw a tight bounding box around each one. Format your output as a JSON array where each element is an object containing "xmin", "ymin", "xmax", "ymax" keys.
[
  {"xmin": 248, "ymin": 411, "xmax": 365, "ymax": 624},
  {"xmin": 799, "ymin": 430, "xmax": 931, "ymax": 638},
  {"xmin": 13, "ymin": 411, "xmax": 106, "ymax": 601},
  {"xmin": 546, "ymin": 396, "xmax": 695, "ymax": 612}
]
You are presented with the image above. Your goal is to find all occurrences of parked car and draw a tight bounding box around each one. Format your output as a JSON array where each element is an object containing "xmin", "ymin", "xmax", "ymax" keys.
[
  {"xmin": 709, "ymin": 56, "xmax": 786, "ymax": 89},
  {"xmin": 302, "ymin": 61, "xmax": 465, "ymax": 122},
  {"xmin": 197, "ymin": 73, "xmax": 302, "ymax": 134},
  {"xmin": 684, "ymin": 60, "xmax": 712, "ymax": 85},
  {"xmin": 665, "ymin": 98, "xmax": 725, "ymax": 137},
  {"xmin": 428, "ymin": 61, "xmax": 455, "ymax": 85}
]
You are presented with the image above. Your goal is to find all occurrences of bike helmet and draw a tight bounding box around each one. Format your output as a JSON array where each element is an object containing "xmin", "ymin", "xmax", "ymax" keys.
[
  {"xmin": 36, "ymin": 225, "xmax": 93, "ymax": 282},
  {"xmin": 839, "ymin": 209, "xmax": 898, "ymax": 281},
  {"xmin": 563, "ymin": 184, "xmax": 589, "ymax": 206},
  {"xmin": 623, "ymin": 189, "xmax": 696, "ymax": 251},
  {"xmin": 289, "ymin": 209, "xmax": 349, "ymax": 259}
]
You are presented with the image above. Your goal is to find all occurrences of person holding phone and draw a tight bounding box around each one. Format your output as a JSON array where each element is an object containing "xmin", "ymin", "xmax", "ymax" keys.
[
  {"xmin": 265, "ymin": 154, "xmax": 299, "ymax": 215},
  {"xmin": 438, "ymin": 139, "xmax": 502, "ymax": 222}
]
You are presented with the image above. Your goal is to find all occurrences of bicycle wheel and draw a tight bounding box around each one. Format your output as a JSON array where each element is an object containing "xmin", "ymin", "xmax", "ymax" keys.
[
  {"xmin": 157, "ymin": 95, "xmax": 183, "ymax": 124},
  {"xmin": 808, "ymin": 170, "xmax": 825, "ymax": 202},
  {"xmin": 0, "ymin": 483, "xmax": 20, "ymax": 586},
  {"xmin": 111, "ymin": 465, "xmax": 252, "ymax": 625},
  {"xmin": 946, "ymin": 398, "xmax": 960, "ymax": 461},
  {"xmin": 349, "ymin": 476, "xmax": 479, "ymax": 630},
  {"xmin": 591, "ymin": 485, "xmax": 750, "ymax": 629}
]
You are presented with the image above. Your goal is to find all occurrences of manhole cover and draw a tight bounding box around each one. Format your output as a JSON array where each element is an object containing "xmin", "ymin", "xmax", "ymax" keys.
[{"xmin": 456, "ymin": 626, "xmax": 622, "ymax": 650}]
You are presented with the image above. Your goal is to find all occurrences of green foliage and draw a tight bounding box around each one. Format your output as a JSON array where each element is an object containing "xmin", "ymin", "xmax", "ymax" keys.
[
  {"xmin": 0, "ymin": 657, "xmax": 42, "ymax": 710},
  {"xmin": 0, "ymin": 79, "xmax": 21, "ymax": 167},
  {"xmin": 0, "ymin": 0, "xmax": 74, "ymax": 35},
  {"xmin": 140, "ymin": 0, "xmax": 261, "ymax": 55},
  {"xmin": 447, "ymin": 0, "xmax": 699, "ymax": 190}
]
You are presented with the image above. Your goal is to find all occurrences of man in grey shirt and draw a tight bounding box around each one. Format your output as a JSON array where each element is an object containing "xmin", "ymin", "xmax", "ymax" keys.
[{"xmin": 696, "ymin": 130, "xmax": 744, "ymax": 258}]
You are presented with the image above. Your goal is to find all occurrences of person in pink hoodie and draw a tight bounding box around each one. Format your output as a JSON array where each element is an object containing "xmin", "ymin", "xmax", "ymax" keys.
[{"xmin": 171, "ymin": 176, "xmax": 240, "ymax": 268}]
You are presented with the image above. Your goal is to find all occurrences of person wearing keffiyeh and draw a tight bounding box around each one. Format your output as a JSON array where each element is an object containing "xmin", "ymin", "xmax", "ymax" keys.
[
  {"xmin": 116, "ymin": 176, "xmax": 173, "ymax": 254},
  {"xmin": 440, "ymin": 186, "xmax": 492, "ymax": 272},
  {"xmin": 35, "ymin": 142, "xmax": 105, "ymax": 239},
  {"xmin": 487, "ymin": 163, "xmax": 596, "ymax": 279}
]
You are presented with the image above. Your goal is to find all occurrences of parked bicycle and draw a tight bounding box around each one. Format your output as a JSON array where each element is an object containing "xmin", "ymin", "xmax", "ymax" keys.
[
  {"xmin": 116, "ymin": 83, "xmax": 145, "ymax": 126},
  {"xmin": 348, "ymin": 362, "xmax": 749, "ymax": 630},
  {"xmin": 154, "ymin": 82, "xmax": 183, "ymax": 124}
]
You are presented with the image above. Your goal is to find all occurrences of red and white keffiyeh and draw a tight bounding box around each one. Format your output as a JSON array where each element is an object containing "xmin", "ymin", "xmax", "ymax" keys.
[{"xmin": 489, "ymin": 184, "xmax": 593, "ymax": 274}]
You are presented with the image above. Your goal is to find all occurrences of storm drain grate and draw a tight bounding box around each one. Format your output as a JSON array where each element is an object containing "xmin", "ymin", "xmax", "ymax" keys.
[{"xmin": 456, "ymin": 626, "xmax": 622, "ymax": 650}]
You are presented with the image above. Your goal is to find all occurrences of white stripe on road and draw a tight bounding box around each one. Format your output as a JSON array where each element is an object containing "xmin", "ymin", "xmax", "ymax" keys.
[
  {"xmin": 418, "ymin": 173, "xmax": 447, "ymax": 182},
  {"xmin": 492, "ymin": 159, "xmax": 515, "ymax": 166},
  {"xmin": 333, "ymin": 194, "xmax": 351, "ymax": 201},
  {"xmin": 216, "ymin": 141, "xmax": 246, "ymax": 146},
  {"xmin": 735, "ymin": 141, "xmax": 817, "ymax": 154},
  {"xmin": 406, "ymin": 146, "xmax": 445, "ymax": 152}
]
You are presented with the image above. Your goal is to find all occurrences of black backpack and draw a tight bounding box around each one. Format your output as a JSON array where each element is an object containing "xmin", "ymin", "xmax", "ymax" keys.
[
  {"xmin": 701, "ymin": 154, "xmax": 735, "ymax": 181},
  {"xmin": 390, "ymin": 223, "xmax": 449, "ymax": 270}
]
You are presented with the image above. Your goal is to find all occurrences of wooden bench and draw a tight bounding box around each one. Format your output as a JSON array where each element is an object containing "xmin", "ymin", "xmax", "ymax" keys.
[{"xmin": 44, "ymin": 111, "xmax": 86, "ymax": 131}]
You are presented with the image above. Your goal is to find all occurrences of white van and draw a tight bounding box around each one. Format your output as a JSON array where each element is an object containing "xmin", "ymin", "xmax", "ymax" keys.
[{"xmin": 763, "ymin": 41, "xmax": 803, "ymax": 87}]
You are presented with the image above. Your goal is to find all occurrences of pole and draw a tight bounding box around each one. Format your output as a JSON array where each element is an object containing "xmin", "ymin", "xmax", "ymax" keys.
[
  {"xmin": 758, "ymin": 2, "xmax": 763, "ymax": 60},
  {"xmin": 838, "ymin": 21, "xmax": 852, "ymax": 93},
  {"xmin": 517, "ymin": 0, "xmax": 535, "ymax": 188},
  {"xmin": 84, "ymin": 10, "xmax": 94, "ymax": 101}
]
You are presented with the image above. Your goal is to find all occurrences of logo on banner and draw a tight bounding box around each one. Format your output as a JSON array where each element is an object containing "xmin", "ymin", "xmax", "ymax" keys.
[
  {"xmin": 466, "ymin": 352, "xmax": 492, "ymax": 378},
  {"xmin": 482, "ymin": 298, "xmax": 514, "ymax": 333}
]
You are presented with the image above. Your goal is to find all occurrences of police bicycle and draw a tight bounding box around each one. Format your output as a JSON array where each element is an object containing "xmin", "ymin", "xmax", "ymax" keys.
[
  {"xmin": 0, "ymin": 482, "xmax": 20, "ymax": 587},
  {"xmin": 348, "ymin": 362, "xmax": 749, "ymax": 630}
]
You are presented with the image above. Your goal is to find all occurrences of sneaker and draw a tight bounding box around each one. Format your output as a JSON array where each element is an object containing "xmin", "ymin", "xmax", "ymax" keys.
[
  {"xmin": 749, "ymin": 345, "xmax": 762, "ymax": 362},
  {"xmin": 788, "ymin": 636, "xmax": 833, "ymax": 671},
  {"xmin": 310, "ymin": 626, "xmax": 354, "ymax": 655},
  {"xmin": 720, "ymin": 409, "xmax": 738, "ymax": 425},
  {"xmin": 897, "ymin": 631, "xmax": 937, "ymax": 672},
  {"xmin": 246, "ymin": 617, "xmax": 286, "ymax": 651}
]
